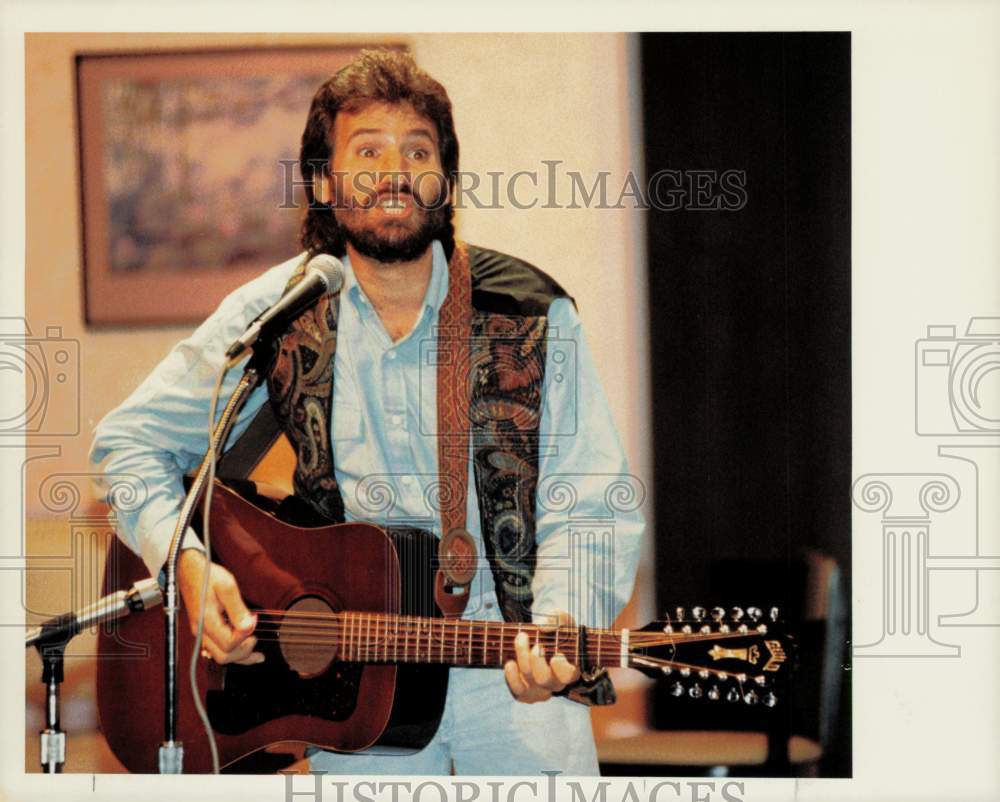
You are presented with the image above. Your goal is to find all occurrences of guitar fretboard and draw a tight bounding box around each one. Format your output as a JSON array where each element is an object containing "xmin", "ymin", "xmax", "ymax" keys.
[{"xmin": 278, "ymin": 611, "xmax": 626, "ymax": 669}]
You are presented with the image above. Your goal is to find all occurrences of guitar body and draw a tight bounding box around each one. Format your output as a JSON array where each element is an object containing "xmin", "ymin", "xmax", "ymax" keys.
[{"xmin": 96, "ymin": 483, "xmax": 449, "ymax": 773}]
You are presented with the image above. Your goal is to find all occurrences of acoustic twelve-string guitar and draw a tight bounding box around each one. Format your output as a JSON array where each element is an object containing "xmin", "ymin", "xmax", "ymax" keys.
[{"xmin": 96, "ymin": 482, "xmax": 792, "ymax": 773}]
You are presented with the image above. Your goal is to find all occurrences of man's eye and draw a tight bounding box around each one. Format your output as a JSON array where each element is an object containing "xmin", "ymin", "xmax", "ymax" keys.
[
  {"xmin": 359, "ymin": 147, "xmax": 377, "ymax": 158},
  {"xmin": 410, "ymin": 149, "xmax": 428, "ymax": 161}
]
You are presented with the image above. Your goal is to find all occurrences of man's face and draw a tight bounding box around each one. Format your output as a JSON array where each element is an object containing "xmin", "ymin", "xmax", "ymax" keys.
[{"xmin": 324, "ymin": 101, "xmax": 451, "ymax": 263}]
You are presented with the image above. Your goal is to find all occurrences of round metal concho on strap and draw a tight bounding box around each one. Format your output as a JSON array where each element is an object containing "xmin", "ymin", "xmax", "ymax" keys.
[{"xmin": 435, "ymin": 527, "xmax": 477, "ymax": 618}]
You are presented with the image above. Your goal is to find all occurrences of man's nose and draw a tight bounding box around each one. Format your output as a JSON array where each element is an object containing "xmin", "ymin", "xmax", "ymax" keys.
[{"xmin": 376, "ymin": 150, "xmax": 412, "ymax": 192}]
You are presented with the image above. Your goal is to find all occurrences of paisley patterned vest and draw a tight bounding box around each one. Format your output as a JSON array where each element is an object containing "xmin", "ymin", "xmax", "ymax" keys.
[
  {"xmin": 263, "ymin": 240, "xmax": 615, "ymax": 705},
  {"xmin": 267, "ymin": 241, "xmax": 562, "ymax": 624}
]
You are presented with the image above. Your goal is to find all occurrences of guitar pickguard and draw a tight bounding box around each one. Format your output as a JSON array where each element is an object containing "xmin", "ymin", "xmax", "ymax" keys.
[{"xmin": 206, "ymin": 649, "xmax": 364, "ymax": 735}]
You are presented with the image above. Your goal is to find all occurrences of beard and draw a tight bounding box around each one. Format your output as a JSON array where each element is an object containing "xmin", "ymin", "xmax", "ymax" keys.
[{"xmin": 334, "ymin": 195, "xmax": 451, "ymax": 264}]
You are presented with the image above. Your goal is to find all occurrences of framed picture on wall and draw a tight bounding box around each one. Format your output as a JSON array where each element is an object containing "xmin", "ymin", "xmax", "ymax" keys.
[{"xmin": 76, "ymin": 45, "xmax": 384, "ymax": 327}]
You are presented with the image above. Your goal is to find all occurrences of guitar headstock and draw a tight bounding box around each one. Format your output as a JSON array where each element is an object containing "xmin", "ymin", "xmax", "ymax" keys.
[{"xmin": 628, "ymin": 606, "xmax": 795, "ymax": 707}]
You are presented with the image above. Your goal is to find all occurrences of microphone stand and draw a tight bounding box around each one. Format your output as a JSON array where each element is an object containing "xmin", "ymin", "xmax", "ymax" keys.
[
  {"xmin": 157, "ymin": 340, "xmax": 276, "ymax": 774},
  {"xmin": 37, "ymin": 641, "xmax": 66, "ymax": 773},
  {"xmin": 26, "ymin": 578, "xmax": 163, "ymax": 773}
]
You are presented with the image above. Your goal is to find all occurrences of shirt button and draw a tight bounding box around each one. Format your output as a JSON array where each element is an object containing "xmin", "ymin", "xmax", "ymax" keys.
[
  {"xmin": 391, "ymin": 414, "xmax": 403, "ymax": 426},
  {"xmin": 387, "ymin": 350, "xmax": 397, "ymax": 360}
]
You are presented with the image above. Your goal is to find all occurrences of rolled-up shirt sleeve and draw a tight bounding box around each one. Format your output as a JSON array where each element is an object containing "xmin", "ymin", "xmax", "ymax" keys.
[
  {"xmin": 88, "ymin": 259, "xmax": 300, "ymax": 580},
  {"xmin": 530, "ymin": 297, "xmax": 645, "ymax": 630}
]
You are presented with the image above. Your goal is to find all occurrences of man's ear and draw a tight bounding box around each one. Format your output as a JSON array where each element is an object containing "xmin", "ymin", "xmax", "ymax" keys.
[{"xmin": 312, "ymin": 172, "xmax": 334, "ymax": 205}]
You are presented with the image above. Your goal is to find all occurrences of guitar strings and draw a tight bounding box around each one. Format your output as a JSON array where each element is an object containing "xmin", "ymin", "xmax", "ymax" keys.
[
  {"xmin": 243, "ymin": 610, "xmax": 758, "ymax": 650},
  {"xmin": 250, "ymin": 607, "xmax": 761, "ymax": 643}
]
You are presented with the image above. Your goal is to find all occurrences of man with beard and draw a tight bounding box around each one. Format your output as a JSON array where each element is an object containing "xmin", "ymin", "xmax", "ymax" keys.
[{"xmin": 90, "ymin": 50, "xmax": 643, "ymax": 775}]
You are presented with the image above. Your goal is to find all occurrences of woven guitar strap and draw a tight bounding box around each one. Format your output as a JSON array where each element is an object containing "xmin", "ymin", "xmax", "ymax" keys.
[{"xmin": 432, "ymin": 242, "xmax": 476, "ymax": 618}]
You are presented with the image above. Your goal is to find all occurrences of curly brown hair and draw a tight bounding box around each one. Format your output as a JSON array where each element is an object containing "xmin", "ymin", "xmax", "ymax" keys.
[{"xmin": 299, "ymin": 49, "xmax": 459, "ymax": 259}]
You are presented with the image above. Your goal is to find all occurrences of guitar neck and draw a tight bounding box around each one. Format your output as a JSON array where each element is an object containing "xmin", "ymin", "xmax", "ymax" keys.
[{"xmin": 318, "ymin": 612, "xmax": 625, "ymax": 669}]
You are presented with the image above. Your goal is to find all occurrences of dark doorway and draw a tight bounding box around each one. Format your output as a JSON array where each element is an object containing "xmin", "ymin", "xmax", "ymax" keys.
[{"xmin": 641, "ymin": 32, "xmax": 851, "ymax": 776}]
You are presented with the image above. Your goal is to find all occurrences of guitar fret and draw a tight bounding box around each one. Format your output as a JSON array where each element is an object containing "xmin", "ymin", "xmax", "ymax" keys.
[{"xmin": 330, "ymin": 616, "xmax": 636, "ymax": 670}]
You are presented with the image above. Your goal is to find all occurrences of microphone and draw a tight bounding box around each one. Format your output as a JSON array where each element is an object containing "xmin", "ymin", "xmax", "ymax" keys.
[
  {"xmin": 225, "ymin": 254, "xmax": 345, "ymax": 361},
  {"xmin": 25, "ymin": 578, "xmax": 163, "ymax": 650}
]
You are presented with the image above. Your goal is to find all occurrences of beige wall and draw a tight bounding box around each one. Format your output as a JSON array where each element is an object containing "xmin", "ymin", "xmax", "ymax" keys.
[
  {"xmin": 23, "ymin": 32, "xmax": 655, "ymax": 748},
  {"xmin": 24, "ymin": 30, "xmax": 651, "ymax": 533}
]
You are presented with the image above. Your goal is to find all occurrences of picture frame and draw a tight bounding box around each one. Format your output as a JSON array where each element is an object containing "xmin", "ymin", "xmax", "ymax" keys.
[{"xmin": 76, "ymin": 46, "xmax": 372, "ymax": 326}]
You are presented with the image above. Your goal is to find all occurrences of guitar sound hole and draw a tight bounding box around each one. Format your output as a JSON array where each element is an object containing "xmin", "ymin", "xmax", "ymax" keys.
[{"xmin": 279, "ymin": 596, "xmax": 338, "ymax": 678}]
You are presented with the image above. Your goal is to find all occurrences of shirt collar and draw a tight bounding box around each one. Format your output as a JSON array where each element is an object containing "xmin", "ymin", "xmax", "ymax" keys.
[{"xmin": 340, "ymin": 239, "xmax": 449, "ymax": 317}]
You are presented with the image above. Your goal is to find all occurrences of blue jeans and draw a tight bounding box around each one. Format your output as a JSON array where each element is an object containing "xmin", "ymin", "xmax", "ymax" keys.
[{"xmin": 307, "ymin": 666, "xmax": 599, "ymax": 776}]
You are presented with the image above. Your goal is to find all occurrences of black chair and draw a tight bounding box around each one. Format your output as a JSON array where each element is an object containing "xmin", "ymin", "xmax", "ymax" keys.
[{"xmin": 597, "ymin": 549, "xmax": 846, "ymax": 776}]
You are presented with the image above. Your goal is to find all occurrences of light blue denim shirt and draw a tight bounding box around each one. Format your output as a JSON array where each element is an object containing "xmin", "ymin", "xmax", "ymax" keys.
[{"xmin": 90, "ymin": 241, "xmax": 644, "ymax": 629}]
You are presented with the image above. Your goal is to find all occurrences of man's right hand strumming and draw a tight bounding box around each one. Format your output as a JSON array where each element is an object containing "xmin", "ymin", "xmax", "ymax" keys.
[{"xmin": 177, "ymin": 549, "xmax": 264, "ymax": 665}]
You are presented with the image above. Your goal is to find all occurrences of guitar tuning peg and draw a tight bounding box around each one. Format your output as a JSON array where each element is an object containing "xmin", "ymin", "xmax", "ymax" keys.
[
  {"xmin": 753, "ymin": 675, "xmax": 767, "ymax": 686},
  {"xmin": 679, "ymin": 667, "xmax": 691, "ymax": 677},
  {"xmin": 726, "ymin": 687, "xmax": 740, "ymax": 703},
  {"xmin": 769, "ymin": 606, "xmax": 780, "ymax": 622},
  {"xmin": 763, "ymin": 692, "xmax": 778, "ymax": 708},
  {"xmin": 699, "ymin": 625, "xmax": 712, "ymax": 634},
  {"xmin": 670, "ymin": 681, "xmax": 685, "ymax": 697},
  {"xmin": 707, "ymin": 685, "xmax": 721, "ymax": 701},
  {"xmin": 711, "ymin": 606, "xmax": 726, "ymax": 621},
  {"xmin": 731, "ymin": 607, "xmax": 744, "ymax": 621},
  {"xmin": 660, "ymin": 666, "xmax": 672, "ymax": 675},
  {"xmin": 748, "ymin": 607, "xmax": 762, "ymax": 622},
  {"xmin": 688, "ymin": 683, "xmax": 703, "ymax": 699},
  {"xmin": 675, "ymin": 607, "xmax": 686, "ymax": 621},
  {"xmin": 662, "ymin": 623, "xmax": 674, "ymax": 634},
  {"xmin": 692, "ymin": 606, "xmax": 705, "ymax": 621},
  {"xmin": 698, "ymin": 669, "xmax": 710, "ymax": 679},
  {"xmin": 744, "ymin": 690, "xmax": 759, "ymax": 705}
]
